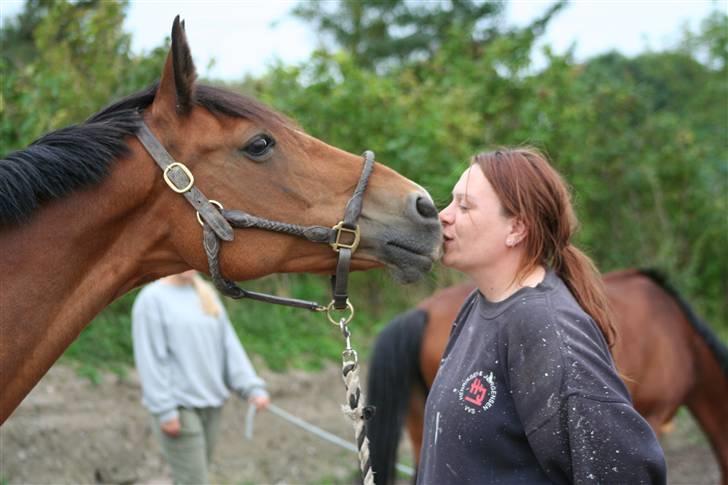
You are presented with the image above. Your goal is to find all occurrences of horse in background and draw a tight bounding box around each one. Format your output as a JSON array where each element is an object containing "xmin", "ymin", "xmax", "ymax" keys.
[
  {"xmin": 367, "ymin": 268, "xmax": 728, "ymax": 484},
  {"xmin": 0, "ymin": 17, "xmax": 442, "ymax": 424}
]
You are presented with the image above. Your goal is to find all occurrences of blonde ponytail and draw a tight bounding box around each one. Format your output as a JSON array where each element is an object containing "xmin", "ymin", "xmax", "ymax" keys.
[{"xmin": 192, "ymin": 274, "xmax": 222, "ymax": 317}]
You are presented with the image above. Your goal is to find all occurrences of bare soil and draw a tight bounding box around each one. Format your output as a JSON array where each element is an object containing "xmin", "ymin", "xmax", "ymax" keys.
[{"xmin": 1, "ymin": 362, "xmax": 721, "ymax": 485}]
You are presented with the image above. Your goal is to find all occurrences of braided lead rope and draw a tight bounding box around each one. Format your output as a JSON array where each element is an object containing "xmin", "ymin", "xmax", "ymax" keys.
[{"xmin": 339, "ymin": 320, "xmax": 375, "ymax": 485}]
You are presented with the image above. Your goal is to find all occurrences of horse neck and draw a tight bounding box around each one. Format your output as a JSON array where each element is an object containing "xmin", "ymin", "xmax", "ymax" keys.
[{"xmin": 0, "ymin": 147, "xmax": 175, "ymax": 423}]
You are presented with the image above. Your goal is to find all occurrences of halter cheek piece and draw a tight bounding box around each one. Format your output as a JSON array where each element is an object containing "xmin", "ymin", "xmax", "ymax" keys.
[{"xmin": 136, "ymin": 122, "xmax": 374, "ymax": 317}]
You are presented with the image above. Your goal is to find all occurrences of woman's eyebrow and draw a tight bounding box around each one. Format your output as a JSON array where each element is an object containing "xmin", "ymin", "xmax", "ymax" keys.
[{"xmin": 452, "ymin": 192, "xmax": 473, "ymax": 203}]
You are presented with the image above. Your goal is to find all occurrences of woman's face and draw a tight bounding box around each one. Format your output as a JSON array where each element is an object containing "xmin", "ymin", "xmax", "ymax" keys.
[{"xmin": 439, "ymin": 165, "xmax": 515, "ymax": 275}]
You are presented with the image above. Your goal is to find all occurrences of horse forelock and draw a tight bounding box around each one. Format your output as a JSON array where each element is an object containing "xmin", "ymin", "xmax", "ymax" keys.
[{"xmin": 0, "ymin": 82, "xmax": 299, "ymax": 227}]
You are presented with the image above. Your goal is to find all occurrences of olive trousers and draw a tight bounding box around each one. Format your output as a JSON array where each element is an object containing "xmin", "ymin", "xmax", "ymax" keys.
[{"xmin": 151, "ymin": 406, "xmax": 222, "ymax": 485}]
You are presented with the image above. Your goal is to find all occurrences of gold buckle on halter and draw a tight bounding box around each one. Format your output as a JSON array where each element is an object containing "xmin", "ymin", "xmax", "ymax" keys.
[
  {"xmin": 330, "ymin": 222, "xmax": 361, "ymax": 253},
  {"xmin": 163, "ymin": 162, "xmax": 195, "ymax": 193}
]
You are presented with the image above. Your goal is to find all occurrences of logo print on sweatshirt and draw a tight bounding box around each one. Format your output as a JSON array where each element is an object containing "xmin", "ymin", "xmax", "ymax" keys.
[{"xmin": 455, "ymin": 370, "xmax": 497, "ymax": 414}]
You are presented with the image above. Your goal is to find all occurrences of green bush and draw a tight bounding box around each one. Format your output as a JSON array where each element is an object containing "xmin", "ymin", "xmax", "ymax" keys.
[{"xmin": 3, "ymin": 2, "xmax": 723, "ymax": 377}]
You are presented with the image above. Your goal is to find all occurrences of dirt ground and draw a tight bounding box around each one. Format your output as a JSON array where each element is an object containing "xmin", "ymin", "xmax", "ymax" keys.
[{"xmin": 1, "ymin": 362, "xmax": 721, "ymax": 485}]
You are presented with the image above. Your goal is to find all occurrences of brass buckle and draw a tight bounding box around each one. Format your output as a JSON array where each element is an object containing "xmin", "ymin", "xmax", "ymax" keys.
[
  {"xmin": 163, "ymin": 162, "xmax": 195, "ymax": 193},
  {"xmin": 197, "ymin": 200, "xmax": 224, "ymax": 226},
  {"xmin": 330, "ymin": 221, "xmax": 360, "ymax": 253}
]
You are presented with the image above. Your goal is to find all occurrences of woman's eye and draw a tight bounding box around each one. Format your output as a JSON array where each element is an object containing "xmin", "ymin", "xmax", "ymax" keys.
[
  {"xmin": 458, "ymin": 205, "xmax": 469, "ymax": 211},
  {"xmin": 243, "ymin": 134, "xmax": 276, "ymax": 159}
]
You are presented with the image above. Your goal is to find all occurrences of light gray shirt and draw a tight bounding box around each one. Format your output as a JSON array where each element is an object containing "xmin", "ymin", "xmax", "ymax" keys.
[{"xmin": 132, "ymin": 280, "xmax": 267, "ymax": 423}]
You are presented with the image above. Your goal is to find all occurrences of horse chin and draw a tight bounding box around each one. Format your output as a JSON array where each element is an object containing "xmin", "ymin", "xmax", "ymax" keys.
[
  {"xmin": 357, "ymin": 226, "xmax": 442, "ymax": 283},
  {"xmin": 382, "ymin": 243, "xmax": 437, "ymax": 284}
]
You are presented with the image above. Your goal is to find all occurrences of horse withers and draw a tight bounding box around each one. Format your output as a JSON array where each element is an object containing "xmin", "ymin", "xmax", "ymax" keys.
[
  {"xmin": 367, "ymin": 269, "xmax": 728, "ymax": 484},
  {"xmin": 0, "ymin": 17, "xmax": 442, "ymax": 424}
]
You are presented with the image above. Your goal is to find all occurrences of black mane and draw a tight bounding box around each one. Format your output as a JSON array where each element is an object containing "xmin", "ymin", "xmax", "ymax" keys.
[
  {"xmin": 0, "ymin": 83, "xmax": 293, "ymax": 226},
  {"xmin": 638, "ymin": 268, "xmax": 728, "ymax": 378}
]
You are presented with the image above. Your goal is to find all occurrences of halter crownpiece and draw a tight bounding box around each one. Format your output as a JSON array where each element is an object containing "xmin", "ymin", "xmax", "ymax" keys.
[{"xmin": 137, "ymin": 121, "xmax": 375, "ymax": 314}]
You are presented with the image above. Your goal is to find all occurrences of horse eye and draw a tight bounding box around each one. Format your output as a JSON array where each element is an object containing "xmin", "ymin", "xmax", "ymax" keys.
[{"xmin": 242, "ymin": 134, "xmax": 275, "ymax": 160}]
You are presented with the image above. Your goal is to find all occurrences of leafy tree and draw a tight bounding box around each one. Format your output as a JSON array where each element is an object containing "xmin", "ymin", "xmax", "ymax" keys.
[
  {"xmin": 3, "ymin": 1, "xmax": 724, "ymax": 375},
  {"xmin": 256, "ymin": 8, "xmax": 726, "ymax": 334},
  {"xmin": 0, "ymin": 0, "xmax": 166, "ymax": 154},
  {"xmin": 292, "ymin": 0, "xmax": 509, "ymax": 70}
]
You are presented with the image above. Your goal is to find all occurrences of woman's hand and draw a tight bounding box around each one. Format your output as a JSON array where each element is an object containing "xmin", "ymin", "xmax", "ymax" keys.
[
  {"xmin": 160, "ymin": 416, "xmax": 181, "ymax": 437},
  {"xmin": 249, "ymin": 394, "xmax": 270, "ymax": 411}
]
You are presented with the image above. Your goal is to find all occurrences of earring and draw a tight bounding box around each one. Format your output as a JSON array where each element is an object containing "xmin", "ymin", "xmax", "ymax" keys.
[{"xmin": 506, "ymin": 239, "xmax": 514, "ymax": 247}]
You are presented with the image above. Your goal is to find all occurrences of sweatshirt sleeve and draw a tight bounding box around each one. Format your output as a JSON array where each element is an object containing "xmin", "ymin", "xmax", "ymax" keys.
[
  {"xmin": 526, "ymin": 395, "xmax": 666, "ymax": 484},
  {"xmin": 505, "ymin": 300, "xmax": 666, "ymax": 484},
  {"xmin": 131, "ymin": 292, "xmax": 178, "ymax": 423},
  {"xmin": 220, "ymin": 310, "xmax": 268, "ymax": 400}
]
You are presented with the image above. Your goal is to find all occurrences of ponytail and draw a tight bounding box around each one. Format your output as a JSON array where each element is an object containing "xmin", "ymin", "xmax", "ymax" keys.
[
  {"xmin": 192, "ymin": 274, "xmax": 222, "ymax": 317},
  {"xmin": 556, "ymin": 244, "xmax": 616, "ymax": 348}
]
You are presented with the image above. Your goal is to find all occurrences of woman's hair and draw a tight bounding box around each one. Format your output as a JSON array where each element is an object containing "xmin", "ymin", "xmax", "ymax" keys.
[
  {"xmin": 472, "ymin": 147, "xmax": 616, "ymax": 347},
  {"xmin": 191, "ymin": 273, "xmax": 222, "ymax": 317}
]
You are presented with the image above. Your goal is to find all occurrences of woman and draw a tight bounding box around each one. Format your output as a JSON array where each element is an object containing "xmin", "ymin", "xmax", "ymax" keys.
[
  {"xmin": 417, "ymin": 148, "xmax": 666, "ymax": 484},
  {"xmin": 132, "ymin": 270, "xmax": 269, "ymax": 485}
]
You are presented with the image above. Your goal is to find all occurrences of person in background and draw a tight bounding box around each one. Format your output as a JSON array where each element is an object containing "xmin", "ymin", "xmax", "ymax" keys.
[
  {"xmin": 132, "ymin": 270, "xmax": 269, "ymax": 485},
  {"xmin": 417, "ymin": 147, "xmax": 666, "ymax": 484}
]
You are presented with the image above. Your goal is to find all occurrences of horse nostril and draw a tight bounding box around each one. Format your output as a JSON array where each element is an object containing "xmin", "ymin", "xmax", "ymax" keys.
[{"xmin": 415, "ymin": 195, "xmax": 438, "ymax": 219}]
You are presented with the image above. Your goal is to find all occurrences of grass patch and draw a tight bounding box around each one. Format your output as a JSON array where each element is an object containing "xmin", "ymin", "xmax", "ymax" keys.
[{"xmin": 61, "ymin": 269, "xmax": 456, "ymax": 378}]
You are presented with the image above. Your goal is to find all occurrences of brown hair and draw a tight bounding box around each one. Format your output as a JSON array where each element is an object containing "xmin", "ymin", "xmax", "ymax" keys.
[{"xmin": 472, "ymin": 147, "xmax": 616, "ymax": 347}]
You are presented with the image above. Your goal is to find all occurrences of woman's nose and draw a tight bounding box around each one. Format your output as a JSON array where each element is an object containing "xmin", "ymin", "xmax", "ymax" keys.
[{"xmin": 439, "ymin": 205, "xmax": 453, "ymax": 224}]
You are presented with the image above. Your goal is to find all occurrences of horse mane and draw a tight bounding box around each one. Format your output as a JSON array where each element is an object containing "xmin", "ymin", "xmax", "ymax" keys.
[
  {"xmin": 638, "ymin": 268, "xmax": 728, "ymax": 378},
  {"xmin": 0, "ymin": 83, "xmax": 295, "ymax": 226}
]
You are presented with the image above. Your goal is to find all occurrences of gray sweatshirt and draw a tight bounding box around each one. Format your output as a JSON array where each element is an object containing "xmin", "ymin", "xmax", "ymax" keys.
[
  {"xmin": 132, "ymin": 280, "xmax": 267, "ymax": 423},
  {"xmin": 417, "ymin": 270, "xmax": 666, "ymax": 484}
]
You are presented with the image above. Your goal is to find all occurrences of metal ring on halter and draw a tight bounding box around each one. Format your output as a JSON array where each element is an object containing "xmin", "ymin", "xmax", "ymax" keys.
[
  {"xmin": 326, "ymin": 299, "xmax": 354, "ymax": 326},
  {"xmin": 197, "ymin": 200, "xmax": 224, "ymax": 226}
]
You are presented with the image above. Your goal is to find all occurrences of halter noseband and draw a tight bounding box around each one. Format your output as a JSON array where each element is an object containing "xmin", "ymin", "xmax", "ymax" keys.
[{"xmin": 136, "ymin": 121, "xmax": 374, "ymax": 315}]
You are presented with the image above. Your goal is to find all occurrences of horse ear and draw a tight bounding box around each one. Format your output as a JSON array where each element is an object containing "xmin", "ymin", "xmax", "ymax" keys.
[{"xmin": 154, "ymin": 15, "xmax": 197, "ymax": 116}]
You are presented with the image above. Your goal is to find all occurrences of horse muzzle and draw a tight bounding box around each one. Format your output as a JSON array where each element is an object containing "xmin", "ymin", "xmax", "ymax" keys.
[{"xmin": 359, "ymin": 190, "xmax": 443, "ymax": 283}]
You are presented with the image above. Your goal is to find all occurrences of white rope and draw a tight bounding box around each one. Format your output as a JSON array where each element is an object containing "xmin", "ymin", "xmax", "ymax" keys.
[
  {"xmin": 340, "ymin": 358, "xmax": 375, "ymax": 485},
  {"xmin": 245, "ymin": 398, "xmax": 416, "ymax": 478}
]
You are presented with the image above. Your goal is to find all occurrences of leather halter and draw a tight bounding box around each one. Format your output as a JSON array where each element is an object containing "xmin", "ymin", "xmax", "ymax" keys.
[{"xmin": 136, "ymin": 121, "xmax": 374, "ymax": 314}]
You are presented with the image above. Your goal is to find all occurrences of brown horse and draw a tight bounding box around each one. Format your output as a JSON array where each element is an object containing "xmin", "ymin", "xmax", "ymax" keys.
[
  {"xmin": 0, "ymin": 17, "xmax": 442, "ymax": 424},
  {"xmin": 367, "ymin": 268, "xmax": 728, "ymax": 484}
]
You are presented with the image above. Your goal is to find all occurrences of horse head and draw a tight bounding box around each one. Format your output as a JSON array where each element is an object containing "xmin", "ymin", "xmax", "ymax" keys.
[
  {"xmin": 138, "ymin": 17, "xmax": 442, "ymax": 284},
  {"xmin": 0, "ymin": 16, "xmax": 442, "ymax": 424}
]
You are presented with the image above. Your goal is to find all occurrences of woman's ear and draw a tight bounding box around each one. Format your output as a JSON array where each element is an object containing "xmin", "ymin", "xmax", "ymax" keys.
[{"xmin": 506, "ymin": 217, "xmax": 528, "ymax": 247}]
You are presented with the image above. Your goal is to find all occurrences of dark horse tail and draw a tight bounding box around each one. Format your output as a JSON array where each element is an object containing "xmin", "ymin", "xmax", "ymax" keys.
[
  {"xmin": 638, "ymin": 269, "xmax": 728, "ymax": 378},
  {"xmin": 367, "ymin": 309, "xmax": 428, "ymax": 485}
]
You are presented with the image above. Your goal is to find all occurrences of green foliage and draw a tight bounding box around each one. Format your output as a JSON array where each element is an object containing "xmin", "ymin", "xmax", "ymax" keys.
[
  {"xmin": 3, "ymin": 2, "xmax": 724, "ymax": 378},
  {"xmin": 255, "ymin": 9, "xmax": 727, "ymax": 337},
  {"xmin": 66, "ymin": 270, "xmax": 445, "ymax": 376},
  {"xmin": 292, "ymin": 0, "xmax": 509, "ymax": 70},
  {"xmin": 0, "ymin": 0, "xmax": 166, "ymax": 155},
  {"xmin": 223, "ymin": 270, "xmax": 444, "ymax": 371}
]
